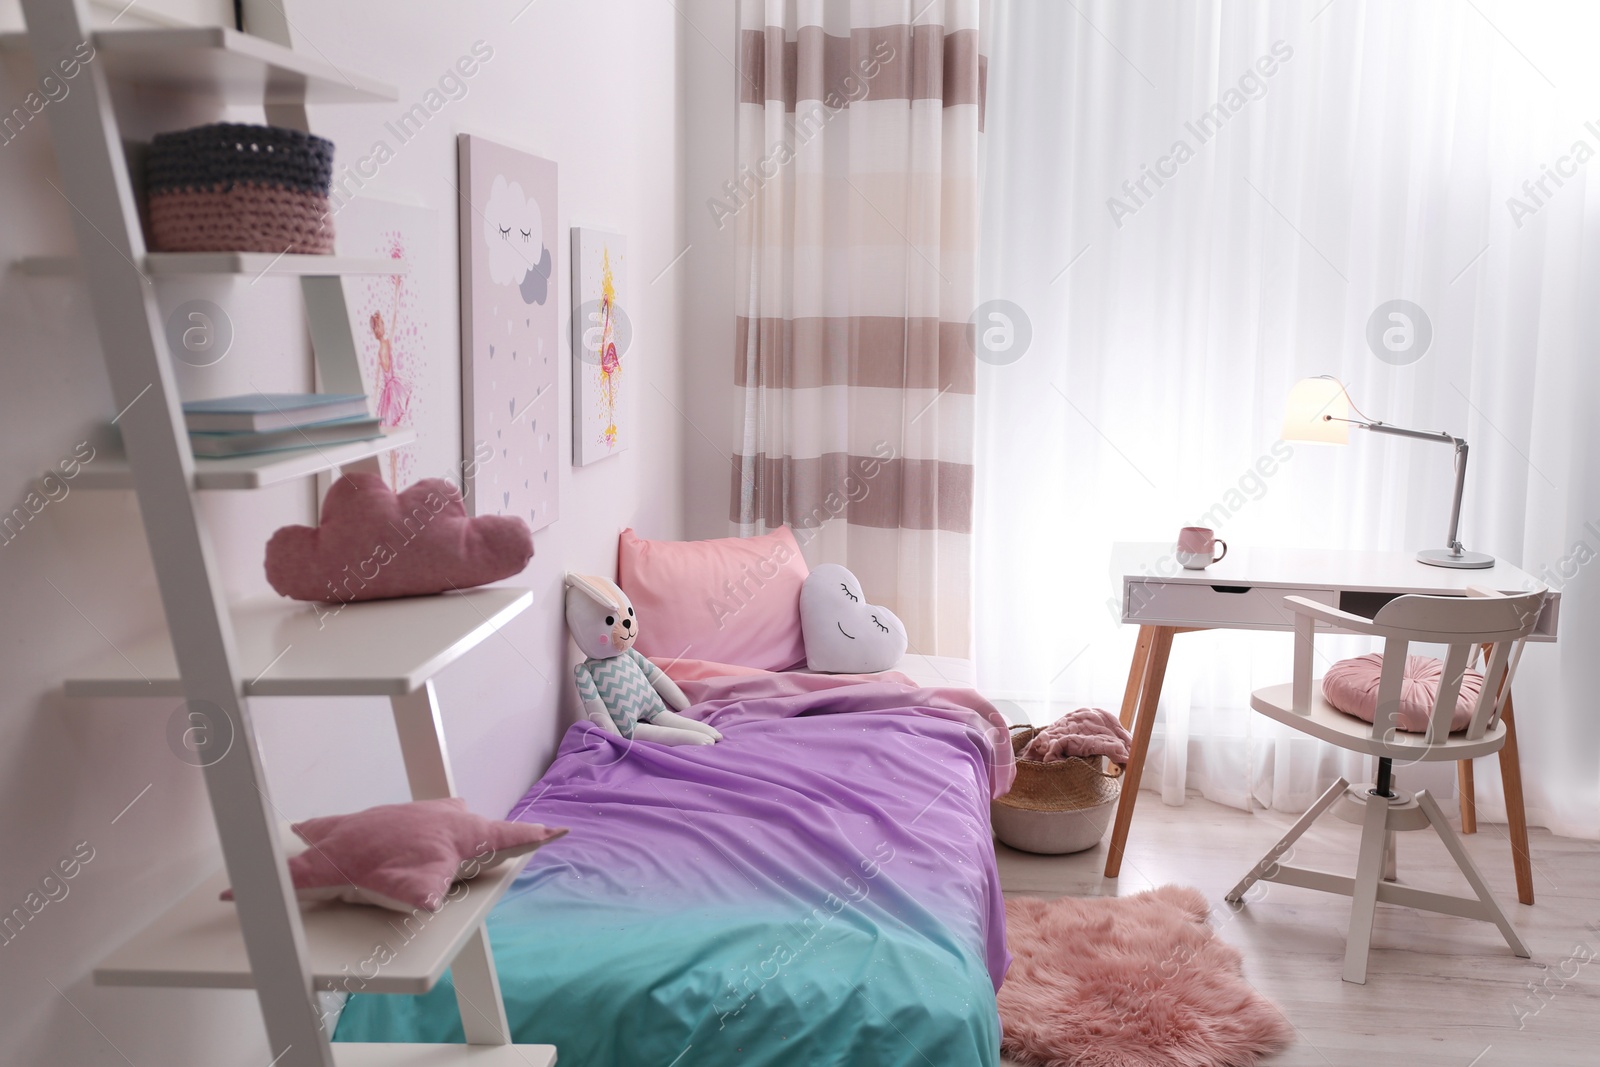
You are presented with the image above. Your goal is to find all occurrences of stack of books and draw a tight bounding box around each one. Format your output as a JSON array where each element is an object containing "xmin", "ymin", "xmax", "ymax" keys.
[{"xmin": 183, "ymin": 393, "xmax": 382, "ymax": 457}]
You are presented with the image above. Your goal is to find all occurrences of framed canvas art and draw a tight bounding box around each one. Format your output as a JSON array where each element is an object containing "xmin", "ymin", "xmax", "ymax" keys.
[
  {"xmin": 570, "ymin": 227, "xmax": 630, "ymax": 466},
  {"xmin": 337, "ymin": 199, "xmax": 448, "ymax": 491},
  {"xmin": 457, "ymin": 134, "xmax": 560, "ymax": 529}
]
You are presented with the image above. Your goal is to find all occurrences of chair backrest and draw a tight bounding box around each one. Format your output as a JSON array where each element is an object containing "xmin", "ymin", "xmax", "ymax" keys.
[{"xmin": 1362, "ymin": 585, "xmax": 1547, "ymax": 745}]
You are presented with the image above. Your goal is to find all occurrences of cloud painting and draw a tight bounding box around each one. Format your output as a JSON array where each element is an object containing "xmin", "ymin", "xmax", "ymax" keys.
[
  {"xmin": 482, "ymin": 173, "xmax": 553, "ymax": 305},
  {"xmin": 457, "ymin": 135, "xmax": 560, "ymax": 531}
]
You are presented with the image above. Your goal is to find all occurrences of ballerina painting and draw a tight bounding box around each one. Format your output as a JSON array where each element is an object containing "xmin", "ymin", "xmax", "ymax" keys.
[
  {"xmin": 332, "ymin": 201, "xmax": 447, "ymax": 510},
  {"xmin": 342, "ymin": 219, "xmax": 429, "ymax": 490},
  {"xmin": 596, "ymin": 248, "xmax": 620, "ymax": 450},
  {"xmin": 370, "ymin": 301, "xmax": 412, "ymax": 486},
  {"xmin": 570, "ymin": 228, "xmax": 629, "ymax": 466},
  {"xmin": 361, "ymin": 234, "xmax": 417, "ymax": 487}
]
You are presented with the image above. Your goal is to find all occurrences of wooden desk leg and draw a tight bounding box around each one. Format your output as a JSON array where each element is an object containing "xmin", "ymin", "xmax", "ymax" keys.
[
  {"xmin": 1458, "ymin": 760, "xmax": 1477, "ymax": 834},
  {"xmin": 1119, "ymin": 628, "xmax": 1155, "ymax": 730},
  {"xmin": 1105, "ymin": 625, "xmax": 1175, "ymax": 879},
  {"xmin": 1498, "ymin": 691, "xmax": 1535, "ymax": 906}
]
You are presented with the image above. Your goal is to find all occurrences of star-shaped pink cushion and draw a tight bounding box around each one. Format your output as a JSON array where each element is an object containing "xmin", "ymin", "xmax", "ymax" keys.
[{"xmin": 223, "ymin": 798, "xmax": 565, "ymax": 913}]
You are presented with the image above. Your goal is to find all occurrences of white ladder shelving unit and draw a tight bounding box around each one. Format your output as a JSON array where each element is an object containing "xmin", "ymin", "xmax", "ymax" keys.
[{"xmin": 17, "ymin": 1, "xmax": 554, "ymax": 1063}]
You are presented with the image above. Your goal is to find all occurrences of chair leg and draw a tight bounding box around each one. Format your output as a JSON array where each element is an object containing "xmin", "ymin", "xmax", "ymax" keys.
[
  {"xmin": 1343, "ymin": 786, "xmax": 1393, "ymax": 984},
  {"xmin": 1457, "ymin": 760, "xmax": 1477, "ymax": 834},
  {"xmin": 1226, "ymin": 776, "xmax": 1349, "ymax": 904},
  {"xmin": 1415, "ymin": 789, "xmax": 1530, "ymax": 958},
  {"xmin": 1382, "ymin": 829, "xmax": 1398, "ymax": 883}
]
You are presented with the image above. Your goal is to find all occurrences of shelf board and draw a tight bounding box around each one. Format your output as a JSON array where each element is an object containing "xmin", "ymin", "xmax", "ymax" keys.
[
  {"xmin": 75, "ymin": 429, "xmax": 415, "ymax": 491},
  {"xmin": 96, "ymin": 840, "xmax": 526, "ymax": 993},
  {"xmin": 0, "ymin": 26, "xmax": 395, "ymax": 105},
  {"xmin": 144, "ymin": 252, "xmax": 410, "ymax": 277},
  {"xmin": 64, "ymin": 586, "xmax": 533, "ymax": 698},
  {"xmin": 14, "ymin": 254, "xmax": 409, "ymax": 277},
  {"xmin": 334, "ymin": 1046, "xmax": 556, "ymax": 1067},
  {"xmin": 9, "ymin": 255, "xmax": 76, "ymax": 276}
]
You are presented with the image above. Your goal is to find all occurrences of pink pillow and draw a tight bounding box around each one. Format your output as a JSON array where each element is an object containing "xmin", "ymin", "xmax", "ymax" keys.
[
  {"xmin": 265, "ymin": 473, "xmax": 532, "ymax": 602},
  {"xmin": 1321, "ymin": 653, "xmax": 1485, "ymax": 734},
  {"xmin": 618, "ymin": 526, "xmax": 809, "ymax": 670},
  {"xmin": 222, "ymin": 798, "xmax": 566, "ymax": 913}
]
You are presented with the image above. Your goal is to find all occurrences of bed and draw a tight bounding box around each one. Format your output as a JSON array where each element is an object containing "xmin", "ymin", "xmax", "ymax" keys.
[{"xmin": 334, "ymin": 657, "xmax": 1014, "ymax": 1065}]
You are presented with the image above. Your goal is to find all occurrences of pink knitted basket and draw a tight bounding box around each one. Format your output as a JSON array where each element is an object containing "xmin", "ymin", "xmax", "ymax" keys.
[{"xmin": 148, "ymin": 184, "xmax": 334, "ymax": 254}]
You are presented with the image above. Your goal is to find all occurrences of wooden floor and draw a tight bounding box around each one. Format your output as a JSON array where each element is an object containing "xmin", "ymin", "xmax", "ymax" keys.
[{"xmin": 997, "ymin": 791, "xmax": 1600, "ymax": 1067}]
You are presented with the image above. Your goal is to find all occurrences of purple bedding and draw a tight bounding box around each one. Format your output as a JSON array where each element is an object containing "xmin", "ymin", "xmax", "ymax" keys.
[{"xmin": 336, "ymin": 670, "xmax": 1014, "ymax": 1065}]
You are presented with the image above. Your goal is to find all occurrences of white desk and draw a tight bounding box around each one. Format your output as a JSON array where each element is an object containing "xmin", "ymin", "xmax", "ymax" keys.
[{"xmin": 1107, "ymin": 542, "xmax": 1559, "ymax": 904}]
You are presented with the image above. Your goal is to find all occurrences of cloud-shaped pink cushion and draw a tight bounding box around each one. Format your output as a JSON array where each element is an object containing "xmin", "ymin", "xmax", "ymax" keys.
[
  {"xmin": 265, "ymin": 473, "xmax": 532, "ymax": 602},
  {"xmin": 223, "ymin": 797, "xmax": 566, "ymax": 912},
  {"xmin": 1322, "ymin": 653, "xmax": 1485, "ymax": 733}
]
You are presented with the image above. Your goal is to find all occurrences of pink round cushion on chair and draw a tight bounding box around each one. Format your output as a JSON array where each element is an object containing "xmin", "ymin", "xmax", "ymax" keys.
[{"xmin": 1321, "ymin": 653, "xmax": 1485, "ymax": 733}]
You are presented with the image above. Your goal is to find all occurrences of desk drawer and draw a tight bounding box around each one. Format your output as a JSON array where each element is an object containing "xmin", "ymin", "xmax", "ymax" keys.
[{"xmin": 1125, "ymin": 581, "xmax": 1338, "ymax": 631}]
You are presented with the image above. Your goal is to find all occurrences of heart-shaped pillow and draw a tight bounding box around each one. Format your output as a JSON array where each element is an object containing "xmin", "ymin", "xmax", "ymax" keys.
[{"xmin": 800, "ymin": 564, "xmax": 908, "ymax": 673}]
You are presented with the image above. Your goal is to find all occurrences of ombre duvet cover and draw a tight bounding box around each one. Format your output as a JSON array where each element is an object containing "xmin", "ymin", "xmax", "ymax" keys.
[{"xmin": 335, "ymin": 668, "xmax": 1015, "ymax": 1066}]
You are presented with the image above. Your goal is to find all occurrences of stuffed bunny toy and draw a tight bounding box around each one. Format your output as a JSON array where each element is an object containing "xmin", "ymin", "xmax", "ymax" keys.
[{"xmin": 563, "ymin": 572, "xmax": 722, "ymax": 747}]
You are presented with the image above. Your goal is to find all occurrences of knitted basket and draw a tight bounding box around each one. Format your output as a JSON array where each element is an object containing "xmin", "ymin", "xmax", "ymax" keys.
[
  {"xmin": 146, "ymin": 123, "xmax": 336, "ymax": 255},
  {"xmin": 992, "ymin": 724, "xmax": 1123, "ymax": 854}
]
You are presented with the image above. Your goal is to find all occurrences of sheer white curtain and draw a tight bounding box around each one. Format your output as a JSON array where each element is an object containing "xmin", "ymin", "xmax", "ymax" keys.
[{"xmin": 976, "ymin": 0, "xmax": 1600, "ymax": 835}]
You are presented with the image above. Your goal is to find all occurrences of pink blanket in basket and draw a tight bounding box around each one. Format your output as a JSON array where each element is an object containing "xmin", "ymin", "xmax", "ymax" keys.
[{"xmin": 1021, "ymin": 707, "xmax": 1132, "ymax": 764}]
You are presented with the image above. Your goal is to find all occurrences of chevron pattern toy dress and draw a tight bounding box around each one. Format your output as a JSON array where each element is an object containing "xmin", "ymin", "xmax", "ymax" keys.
[{"xmin": 573, "ymin": 649, "xmax": 671, "ymax": 737}]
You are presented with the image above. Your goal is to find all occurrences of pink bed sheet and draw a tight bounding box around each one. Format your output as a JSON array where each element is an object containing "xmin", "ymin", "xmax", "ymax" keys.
[{"xmin": 652, "ymin": 655, "xmax": 1016, "ymax": 797}]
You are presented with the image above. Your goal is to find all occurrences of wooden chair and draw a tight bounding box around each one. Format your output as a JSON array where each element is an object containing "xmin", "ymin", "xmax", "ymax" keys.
[{"xmin": 1225, "ymin": 585, "xmax": 1547, "ymax": 984}]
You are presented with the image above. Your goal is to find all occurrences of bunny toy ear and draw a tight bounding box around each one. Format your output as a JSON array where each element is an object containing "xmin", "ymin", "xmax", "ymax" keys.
[{"xmin": 563, "ymin": 570, "xmax": 625, "ymax": 612}]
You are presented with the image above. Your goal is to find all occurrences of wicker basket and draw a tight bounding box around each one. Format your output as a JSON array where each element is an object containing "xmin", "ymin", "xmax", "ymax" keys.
[
  {"xmin": 145, "ymin": 123, "xmax": 336, "ymax": 255},
  {"xmin": 992, "ymin": 724, "xmax": 1123, "ymax": 854}
]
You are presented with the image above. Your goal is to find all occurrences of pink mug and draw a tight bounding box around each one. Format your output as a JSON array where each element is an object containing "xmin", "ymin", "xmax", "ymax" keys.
[{"xmin": 1177, "ymin": 526, "xmax": 1227, "ymax": 570}]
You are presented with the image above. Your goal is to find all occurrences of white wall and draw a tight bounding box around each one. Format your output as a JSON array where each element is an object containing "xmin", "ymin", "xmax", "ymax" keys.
[{"xmin": 0, "ymin": 0, "xmax": 688, "ymax": 1062}]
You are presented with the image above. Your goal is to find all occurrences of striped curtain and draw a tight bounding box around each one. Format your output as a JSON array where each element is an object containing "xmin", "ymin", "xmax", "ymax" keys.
[{"xmin": 730, "ymin": 0, "xmax": 984, "ymax": 656}]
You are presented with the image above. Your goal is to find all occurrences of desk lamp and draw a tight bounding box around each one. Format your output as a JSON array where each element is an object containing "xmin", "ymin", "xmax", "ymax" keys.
[{"xmin": 1282, "ymin": 376, "xmax": 1493, "ymax": 569}]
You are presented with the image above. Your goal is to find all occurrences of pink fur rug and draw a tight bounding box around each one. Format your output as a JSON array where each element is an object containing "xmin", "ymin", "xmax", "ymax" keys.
[{"xmin": 999, "ymin": 886, "xmax": 1294, "ymax": 1067}]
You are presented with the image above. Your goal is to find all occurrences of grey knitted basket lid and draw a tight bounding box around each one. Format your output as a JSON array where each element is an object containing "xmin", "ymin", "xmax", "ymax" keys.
[{"xmin": 146, "ymin": 123, "xmax": 335, "ymax": 197}]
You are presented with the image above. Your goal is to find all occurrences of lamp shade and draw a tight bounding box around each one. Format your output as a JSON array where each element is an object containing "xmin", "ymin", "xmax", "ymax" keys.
[{"xmin": 1282, "ymin": 377, "xmax": 1350, "ymax": 443}]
